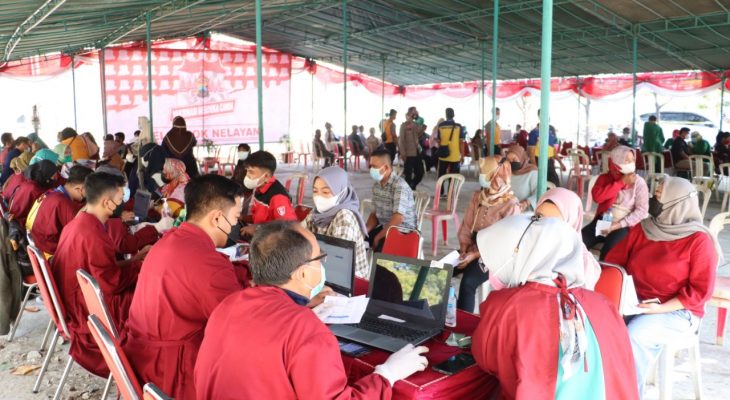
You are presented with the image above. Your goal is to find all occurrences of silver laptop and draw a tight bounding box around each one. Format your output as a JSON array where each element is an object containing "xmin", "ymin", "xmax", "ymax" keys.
[
  {"xmin": 316, "ymin": 234, "xmax": 355, "ymax": 297},
  {"xmin": 329, "ymin": 253, "xmax": 453, "ymax": 352}
]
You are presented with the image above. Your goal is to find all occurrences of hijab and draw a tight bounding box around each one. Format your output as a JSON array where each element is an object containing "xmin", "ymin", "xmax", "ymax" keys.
[
  {"xmin": 30, "ymin": 148, "xmax": 60, "ymax": 166},
  {"xmin": 10, "ymin": 152, "xmax": 32, "ymax": 172},
  {"xmin": 27, "ymin": 133, "xmax": 48, "ymax": 150},
  {"xmin": 163, "ymin": 116, "xmax": 195, "ymax": 158},
  {"xmin": 506, "ymin": 145, "xmax": 537, "ymax": 176},
  {"xmin": 478, "ymin": 156, "xmax": 513, "ymax": 207},
  {"xmin": 641, "ymin": 175, "xmax": 722, "ymax": 260},
  {"xmin": 311, "ymin": 166, "xmax": 368, "ymax": 236},
  {"xmin": 607, "ymin": 145, "xmax": 634, "ymax": 176},
  {"xmin": 161, "ymin": 158, "xmax": 190, "ymax": 199},
  {"xmin": 536, "ymin": 188, "xmax": 602, "ymax": 290}
]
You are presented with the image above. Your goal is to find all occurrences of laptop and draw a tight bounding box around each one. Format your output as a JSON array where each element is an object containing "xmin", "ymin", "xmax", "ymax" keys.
[
  {"xmin": 315, "ymin": 234, "xmax": 355, "ymax": 297},
  {"xmin": 329, "ymin": 253, "xmax": 454, "ymax": 352}
]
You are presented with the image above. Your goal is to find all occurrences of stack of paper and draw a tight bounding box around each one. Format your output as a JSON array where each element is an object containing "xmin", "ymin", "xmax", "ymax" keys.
[
  {"xmin": 216, "ymin": 244, "xmax": 248, "ymax": 262},
  {"xmin": 316, "ymin": 295, "xmax": 369, "ymax": 324},
  {"xmin": 621, "ymin": 275, "xmax": 646, "ymax": 316}
]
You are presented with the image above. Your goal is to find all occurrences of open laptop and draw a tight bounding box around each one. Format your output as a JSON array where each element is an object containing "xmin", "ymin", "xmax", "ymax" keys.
[
  {"xmin": 329, "ymin": 253, "xmax": 454, "ymax": 352},
  {"xmin": 315, "ymin": 234, "xmax": 355, "ymax": 297}
]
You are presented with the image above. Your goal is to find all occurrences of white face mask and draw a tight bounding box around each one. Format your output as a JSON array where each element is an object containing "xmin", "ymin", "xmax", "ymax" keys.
[
  {"xmin": 238, "ymin": 151, "xmax": 249, "ymax": 161},
  {"xmin": 478, "ymin": 174, "xmax": 490, "ymax": 188},
  {"xmin": 619, "ymin": 162, "xmax": 636, "ymax": 174},
  {"xmin": 313, "ymin": 193, "xmax": 340, "ymax": 213},
  {"xmin": 125, "ymin": 153, "xmax": 135, "ymax": 163},
  {"xmin": 243, "ymin": 175, "xmax": 262, "ymax": 190}
]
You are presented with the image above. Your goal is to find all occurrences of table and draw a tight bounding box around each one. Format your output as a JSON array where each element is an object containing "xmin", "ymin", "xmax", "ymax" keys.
[{"xmin": 343, "ymin": 279, "xmax": 499, "ymax": 400}]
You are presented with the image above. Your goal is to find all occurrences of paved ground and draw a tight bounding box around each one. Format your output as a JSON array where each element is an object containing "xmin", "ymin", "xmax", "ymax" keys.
[{"xmin": 0, "ymin": 159, "xmax": 728, "ymax": 399}]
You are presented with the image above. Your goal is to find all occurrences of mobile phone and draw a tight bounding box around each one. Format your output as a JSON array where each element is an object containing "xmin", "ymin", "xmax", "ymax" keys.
[
  {"xmin": 338, "ymin": 340, "xmax": 370, "ymax": 357},
  {"xmin": 432, "ymin": 353, "xmax": 476, "ymax": 376}
]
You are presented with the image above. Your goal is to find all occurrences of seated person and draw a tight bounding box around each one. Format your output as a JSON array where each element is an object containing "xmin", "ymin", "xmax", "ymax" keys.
[
  {"xmin": 194, "ymin": 221, "xmax": 428, "ymax": 399},
  {"xmin": 603, "ymin": 131, "xmax": 620, "ymax": 152},
  {"xmin": 8, "ymin": 159, "xmax": 58, "ymax": 227},
  {"xmin": 535, "ymin": 188, "xmax": 601, "ymax": 290},
  {"xmin": 663, "ymin": 129, "xmax": 679, "ymax": 150},
  {"xmin": 52, "ymin": 172, "xmax": 149, "ymax": 377},
  {"xmin": 1, "ymin": 136, "xmax": 30, "ymax": 186},
  {"xmin": 366, "ymin": 127, "xmax": 381, "ymax": 154},
  {"xmin": 26, "ymin": 165, "xmax": 93, "ymax": 257},
  {"xmin": 716, "ymin": 131, "xmax": 730, "ymax": 169},
  {"xmin": 302, "ymin": 166, "xmax": 370, "ymax": 278},
  {"xmin": 473, "ymin": 215, "xmax": 639, "ymax": 400},
  {"xmin": 505, "ymin": 145, "xmax": 538, "ymax": 211},
  {"xmin": 582, "ymin": 146, "xmax": 648, "ymax": 260},
  {"xmin": 670, "ymin": 127, "xmax": 691, "ymax": 170},
  {"xmin": 313, "ymin": 129, "xmax": 335, "ymax": 167},
  {"xmin": 366, "ymin": 149, "xmax": 417, "ymax": 251},
  {"xmin": 237, "ymin": 143, "xmax": 250, "ymax": 162},
  {"xmin": 690, "ymin": 131, "xmax": 711, "ymax": 156},
  {"xmin": 124, "ymin": 175, "xmax": 245, "ymax": 399},
  {"xmin": 240, "ymin": 150, "xmax": 296, "ymax": 236},
  {"xmin": 158, "ymin": 158, "xmax": 189, "ymax": 216},
  {"xmin": 619, "ymin": 127, "xmax": 633, "ymax": 147},
  {"xmin": 348, "ymin": 124, "xmax": 366, "ymax": 157},
  {"xmin": 456, "ymin": 157, "xmax": 520, "ymax": 312},
  {"xmin": 605, "ymin": 176, "xmax": 719, "ymax": 397}
]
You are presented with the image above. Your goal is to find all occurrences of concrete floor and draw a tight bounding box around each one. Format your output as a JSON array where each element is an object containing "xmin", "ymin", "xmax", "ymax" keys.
[{"xmin": 0, "ymin": 159, "xmax": 728, "ymax": 399}]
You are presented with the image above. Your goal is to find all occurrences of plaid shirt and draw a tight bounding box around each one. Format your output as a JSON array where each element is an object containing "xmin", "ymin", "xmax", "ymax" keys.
[
  {"xmin": 372, "ymin": 173, "xmax": 416, "ymax": 229},
  {"xmin": 303, "ymin": 209, "xmax": 370, "ymax": 278}
]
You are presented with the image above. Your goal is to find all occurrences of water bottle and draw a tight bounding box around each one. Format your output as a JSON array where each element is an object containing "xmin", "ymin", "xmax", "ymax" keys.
[
  {"xmin": 162, "ymin": 198, "xmax": 172, "ymax": 219},
  {"xmin": 445, "ymin": 286, "xmax": 457, "ymax": 328},
  {"xmin": 603, "ymin": 207, "xmax": 613, "ymax": 223}
]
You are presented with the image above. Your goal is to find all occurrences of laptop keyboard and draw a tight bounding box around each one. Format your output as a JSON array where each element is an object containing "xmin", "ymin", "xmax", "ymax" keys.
[{"xmin": 352, "ymin": 316, "xmax": 434, "ymax": 343}]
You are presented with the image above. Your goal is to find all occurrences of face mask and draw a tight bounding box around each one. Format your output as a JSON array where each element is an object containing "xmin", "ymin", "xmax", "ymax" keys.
[
  {"xmin": 478, "ymin": 174, "xmax": 490, "ymax": 188},
  {"xmin": 619, "ymin": 162, "xmax": 636, "ymax": 174},
  {"xmin": 238, "ymin": 151, "xmax": 249, "ymax": 160},
  {"xmin": 370, "ymin": 167, "xmax": 384, "ymax": 182},
  {"xmin": 243, "ymin": 175, "xmax": 262, "ymax": 190},
  {"xmin": 123, "ymin": 187, "xmax": 131, "ymax": 203},
  {"xmin": 109, "ymin": 199, "xmax": 125, "ymax": 218},
  {"xmin": 510, "ymin": 161, "xmax": 522, "ymax": 172},
  {"xmin": 125, "ymin": 153, "xmax": 135, "ymax": 163},
  {"xmin": 303, "ymin": 264, "xmax": 326, "ymax": 299},
  {"xmin": 489, "ymin": 272, "xmax": 506, "ymax": 291},
  {"xmin": 216, "ymin": 215, "xmax": 237, "ymax": 247},
  {"xmin": 313, "ymin": 194, "xmax": 339, "ymax": 213},
  {"xmin": 648, "ymin": 192, "xmax": 695, "ymax": 219}
]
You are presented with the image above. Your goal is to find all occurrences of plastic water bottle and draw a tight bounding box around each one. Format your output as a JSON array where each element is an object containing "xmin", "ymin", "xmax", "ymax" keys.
[
  {"xmin": 162, "ymin": 198, "xmax": 172, "ymax": 219},
  {"xmin": 445, "ymin": 287, "xmax": 457, "ymax": 328},
  {"xmin": 603, "ymin": 207, "xmax": 613, "ymax": 223}
]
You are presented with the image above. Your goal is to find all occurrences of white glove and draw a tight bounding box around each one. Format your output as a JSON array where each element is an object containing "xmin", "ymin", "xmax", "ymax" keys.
[
  {"xmin": 154, "ymin": 216, "xmax": 174, "ymax": 233},
  {"xmin": 374, "ymin": 343, "xmax": 429, "ymax": 386}
]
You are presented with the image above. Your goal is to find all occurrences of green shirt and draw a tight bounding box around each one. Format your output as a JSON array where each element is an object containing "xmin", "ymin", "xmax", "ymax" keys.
[
  {"xmin": 691, "ymin": 139, "xmax": 711, "ymax": 156},
  {"xmin": 642, "ymin": 122, "xmax": 665, "ymax": 154}
]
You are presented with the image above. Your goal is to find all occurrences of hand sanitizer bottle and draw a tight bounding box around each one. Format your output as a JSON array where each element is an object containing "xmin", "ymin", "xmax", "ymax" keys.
[{"xmin": 445, "ymin": 286, "xmax": 457, "ymax": 328}]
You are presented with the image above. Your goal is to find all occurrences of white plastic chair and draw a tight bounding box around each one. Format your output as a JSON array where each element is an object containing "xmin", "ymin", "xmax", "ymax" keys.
[
  {"xmin": 717, "ymin": 163, "xmax": 730, "ymax": 213},
  {"xmin": 566, "ymin": 149, "xmax": 592, "ymax": 199},
  {"xmin": 689, "ymin": 155, "xmax": 714, "ymax": 189},
  {"xmin": 649, "ymin": 326, "xmax": 703, "ymax": 400},
  {"xmin": 693, "ymin": 183, "xmax": 711, "ymax": 221},
  {"xmin": 413, "ymin": 191, "xmax": 431, "ymax": 232},
  {"xmin": 424, "ymin": 174, "xmax": 465, "ymax": 256},
  {"xmin": 642, "ymin": 152, "xmax": 665, "ymax": 193},
  {"xmin": 583, "ymin": 175, "xmax": 600, "ymax": 222}
]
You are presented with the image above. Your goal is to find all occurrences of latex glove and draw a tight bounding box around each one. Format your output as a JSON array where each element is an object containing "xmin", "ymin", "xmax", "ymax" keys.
[
  {"xmin": 374, "ymin": 344, "xmax": 429, "ymax": 386},
  {"xmin": 154, "ymin": 216, "xmax": 174, "ymax": 233}
]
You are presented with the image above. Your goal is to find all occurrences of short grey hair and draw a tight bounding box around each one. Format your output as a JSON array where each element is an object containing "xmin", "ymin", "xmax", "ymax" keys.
[{"xmin": 249, "ymin": 221, "xmax": 312, "ymax": 286}]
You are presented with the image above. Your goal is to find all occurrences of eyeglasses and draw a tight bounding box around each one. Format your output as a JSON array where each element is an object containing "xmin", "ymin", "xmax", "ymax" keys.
[{"xmin": 303, "ymin": 252, "xmax": 327, "ymax": 265}]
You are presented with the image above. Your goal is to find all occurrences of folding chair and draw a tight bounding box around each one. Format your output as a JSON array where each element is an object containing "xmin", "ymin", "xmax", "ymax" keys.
[
  {"xmin": 424, "ymin": 174, "xmax": 465, "ymax": 256},
  {"xmin": 7, "ymin": 274, "xmax": 39, "ymax": 342},
  {"xmin": 77, "ymin": 270, "xmax": 118, "ymax": 399},
  {"xmin": 382, "ymin": 226, "xmax": 422, "ymax": 258},
  {"xmin": 143, "ymin": 383, "xmax": 173, "ymax": 400},
  {"xmin": 88, "ymin": 315, "xmax": 143, "ymax": 400},
  {"xmin": 413, "ymin": 191, "xmax": 431, "ymax": 232}
]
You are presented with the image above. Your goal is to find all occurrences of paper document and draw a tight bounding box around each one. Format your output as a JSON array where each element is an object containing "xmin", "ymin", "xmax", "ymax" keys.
[
  {"xmin": 595, "ymin": 220, "xmax": 612, "ymax": 238},
  {"xmin": 438, "ymin": 250, "xmax": 461, "ymax": 267},
  {"xmin": 317, "ymin": 295, "xmax": 369, "ymax": 324},
  {"xmin": 216, "ymin": 244, "xmax": 249, "ymax": 262},
  {"xmin": 621, "ymin": 275, "xmax": 646, "ymax": 316}
]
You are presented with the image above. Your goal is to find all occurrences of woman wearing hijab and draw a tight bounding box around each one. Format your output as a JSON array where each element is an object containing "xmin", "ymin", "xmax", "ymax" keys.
[
  {"xmin": 472, "ymin": 215, "xmax": 639, "ymax": 400},
  {"xmin": 535, "ymin": 187, "xmax": 601, "ymax": 290},
  {"xmin": 605, "ymin": 176, "xmax": 720, "ymax": 397},
  {"xmin": 505, "ymin": 145, "xmax": 538, "ymax": 211},
  {"xmin": 582, "ymin": 146, "xmax": 648, "ymax": 260},
  {"xmin": 455, "ymin": 156, "xmax": 521, "ymax": 312},
  {"xmin": 27, "ymin": 132, "xmax": 48, "ymax": 151},
  {"xmin": 302, "ymin": 166, "xmax": 369, "ymax": 278},
  {"xmin": 603, "ymin": 131, "xmax": 620, "ymax": 152},
  {"xmin": 157, "ymin": 158, "xmax": 189, "ymax": 218},
  {"xmin": 162, "ymin": 116, "xmax": 199, "ymax": 178}
]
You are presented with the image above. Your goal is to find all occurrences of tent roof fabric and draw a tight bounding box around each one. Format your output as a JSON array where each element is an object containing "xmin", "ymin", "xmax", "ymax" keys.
[{"xmin": 2, "ymin": 0, "xmax": 730, "ymax": 85}]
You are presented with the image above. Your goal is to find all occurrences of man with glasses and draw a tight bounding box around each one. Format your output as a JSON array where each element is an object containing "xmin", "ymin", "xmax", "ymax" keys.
[
  {"xmin": 195, "ymin": 221, "xmax": 429, "ymax": 399},
  {"xmin": 124, "ymin": 174, "xmax": 246, "ymax": 399}
]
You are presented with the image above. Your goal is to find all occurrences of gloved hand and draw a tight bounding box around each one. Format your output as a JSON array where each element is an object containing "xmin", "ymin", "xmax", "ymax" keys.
[
  {"xmin": 154, "ymin": 216, "xmax": 175, "ymax": 233},
  {"xmin": 374, "ymin": 343, "xmax": 429, "ymax": 386}
]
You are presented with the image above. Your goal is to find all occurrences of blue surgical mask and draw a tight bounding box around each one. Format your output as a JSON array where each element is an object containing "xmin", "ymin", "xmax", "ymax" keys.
[
  {"xmin": 478, "ymin": 174, "xmax": 490, "ymax": 188},
  {"xmin": 123, "ymin": 187, "xmax": 131, "ymax": 203},
  {"xmin": 370, "ymin": 167, "xmax": 384, "ymax": 182},
  {"xmin": 304, "ymin": 264, "xmax": 326, "ymax": 299}
]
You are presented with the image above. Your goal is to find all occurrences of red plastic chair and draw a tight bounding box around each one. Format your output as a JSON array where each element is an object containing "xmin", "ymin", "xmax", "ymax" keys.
[
  {"xmin": 284, "ymin": 173, "xmax": 308, "ymax": 206},
  {"xmin": 88, "ymin": 314, "xmax": 143, "ymax": 400},
  {"xmin": 294, "ymin": 205, "xmax": 313, "ymax": 222},
  {"xmin": 7, "ymin": 273, "xmax": 39, "ymax": 342},
  {"xmin": 295, "ymin": 142, "xmax": 311, "ymax": 169},
  {"xmin": 348, "ymin": 141, "xmax": 362, "ymax": 171},
  {"xmin": 219, "ymin": 146, "xmax": 238, "ymax": 176},
  {"xmin": 200, "ymin": 146, "xmax": 222, "ymax": 175},
  {"xmin": 382, "ymin": 226, "xmax": 422, "ymax": 258},
  {"xmin": 143, "ymin": 383, "xmax": 173, "ymax": 400},
  {"xmin": 424, "ymin": 174, "xmax": 465, "ymax": 256},
  {"xmin": 594, "ymin": 262, "xmax": 627, "ymax": 312}
]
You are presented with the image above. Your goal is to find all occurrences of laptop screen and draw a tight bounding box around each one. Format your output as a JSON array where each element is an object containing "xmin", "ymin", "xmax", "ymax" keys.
[
  {"xmin": 133, "ymin": 191, "xmax": 151, "ymax": 220},
  {"xmin": 370, "ymin": 255, "xmax": 451, "ymax": 322},
  {"xmin": 316, "ymin": 235, "xmax": 355, "ymax": 296}
]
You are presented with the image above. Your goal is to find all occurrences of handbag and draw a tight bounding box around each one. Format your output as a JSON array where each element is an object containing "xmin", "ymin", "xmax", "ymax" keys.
[{"xmin": 437, "ymin": 124, "xmax": 456, "ymax": 158}]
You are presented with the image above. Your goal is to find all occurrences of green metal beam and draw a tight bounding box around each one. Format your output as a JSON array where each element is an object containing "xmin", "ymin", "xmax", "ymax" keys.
[
  {"xmin": 631, "ymin": 32, "xmax": 638, "ymax": 145},
  {"xmin": 342, "ymin": 0, "xmax": 348, "ymax": 171},
  {"xmin": 2, "ymin": 0, "xmax": 66, "ymax": 64},
  {"xmin": 489, "ymin": 0, "xmax": 499, "ymax": 157},
  {"xmin": 722, "ymin": 74, "xmax": 726, "ymax": 132},
  {"xmin": 537, "ymin": 0, "xmax": 553, "ymax": 199},
  {"xmin": 71, "ymin": 54, "xmax": 77, "ymax": 130},
  {"xmin": 146, "ymin": 12, "xmax": 153, "ymax": 138},
  {"xmin": 255, "ymin": 0, "xmax": 264, "ymax": 150}
]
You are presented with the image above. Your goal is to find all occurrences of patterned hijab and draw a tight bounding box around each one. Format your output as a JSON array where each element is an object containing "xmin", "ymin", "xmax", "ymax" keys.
[
  {"xmin": 478, "ymin": 156, "xmax": 513, "ymax": 207},
  {"xmin": 506, "ymin": 145, "xmax": 537, "ymax": 176},
  {"xmin": 161, "ymin": 158, "xmax": 190, "ymax": 199}
]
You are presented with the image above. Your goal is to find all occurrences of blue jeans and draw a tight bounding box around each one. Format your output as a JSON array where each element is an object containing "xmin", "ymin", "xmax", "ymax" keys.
[{"xmin": 627, "ymin": 310, "xmax": 700, "ymax": 398}]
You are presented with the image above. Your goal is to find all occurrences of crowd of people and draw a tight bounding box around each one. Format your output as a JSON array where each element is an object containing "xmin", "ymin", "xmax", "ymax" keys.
[{"xmin": 0, "ymin": 105, "xmax": 723, "ymax": 400}]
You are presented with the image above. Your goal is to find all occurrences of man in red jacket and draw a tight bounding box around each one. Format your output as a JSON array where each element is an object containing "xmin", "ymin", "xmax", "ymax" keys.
[
  {"xmin": 195, "ymin": 221, "xmax": 428, "ymax": 399},
  {"xmin": 240, "ymin": 150, "xmax": 296, "ymax": 237}
]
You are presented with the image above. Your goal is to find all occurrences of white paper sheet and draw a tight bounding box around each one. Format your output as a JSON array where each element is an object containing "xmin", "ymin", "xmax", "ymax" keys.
[
  {"xmin": 216, "ymin": 244, "xmax": 249, "ymax": 262},
  {"xmin": 438, "ymin": 250, "xmax": 461, "ymax": 267},
  {"xmin": 621, "ymin": 275, "xmax": 646, "ymax": 316},
  {"xmin": 595, "ymin": 220, "xmax": 612, "ymax": 237},
  {"xmin": 317, "ymin": 295, "xmax": 369, "ymax": 324}
]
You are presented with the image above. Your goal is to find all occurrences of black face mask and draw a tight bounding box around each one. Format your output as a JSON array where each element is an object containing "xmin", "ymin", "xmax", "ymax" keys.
[
  {"xmin": 110, "ymin": 199, "xmax": 125, "ymax": 218},
  {"xmin": 510, "ymin": 161, "xmax": 522, "ymax": 172},
  {"xmin": 217, "ymin": 215, "xmax": 241, "ymax": 247},
  {"xmin": 648, "ymin": 196, "xmax": 663, "ymax": 219}
]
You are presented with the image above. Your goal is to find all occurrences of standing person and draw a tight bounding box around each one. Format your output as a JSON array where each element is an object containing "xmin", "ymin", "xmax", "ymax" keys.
[
  {"xmin": 382, "ymin": 109, "xmax": 398, "ymax": 163},
  {"xmin": 313, "ymin": 130, "xmax": 335, "ymax": 167},
  {"xmin": 527, "ymin": 109, "xmax": 560, "ymax": 187},
  {"xmin": 605, "ymin": 176, "xmax": 720, "ymax": 397},
  {"xmin": 582, "ymin": 146, "xmax": 648, "ymax": 260},
  {"xmin": 436, "ymin": 108, "xmax": 464, "ymax": 186},
  {"xmin": 505, "ymin": 145, "xmax": 539, "ymax": 211},
  {"xmin": 455, "ymin": 157, "xmax": 521, "ymax": 312},
  {"xmin": 641, "ymin": 115, "xmax": 665, "ymax": 155},
  {"xmin": 124, "ymin": 175, "xmax": 245, "ymax": 400},
  {"xmin": 366, "ymin": 149, "xmax": 416, "ymax": 251},
  {"xmin": 162, "ymin": 116, "xmax": 200, "ymax": 178},
  {"xmin": 472, "ymin": 215, "xmax": 639, "ymax": 400},
  {"xmin": 194, "ymin": 221, "xmax": 428, "ymax": 399},
  {"xmin": 690, "ymin": 131, "xmax": 711, "ymax": 156},
  {"xmin": 303, "ymin": 166, "xmax": 370, "ymax": 278},
  {"xmin": 484, "ymin": 107, "xmax": 501, "ymax": 156},
  {"xmin": 399, "ymin": 107, "xmax": 424, "ymax": 190},
  {"xmin": 671, "ymin": 127, "xmax": 692, "ymax": 171}
]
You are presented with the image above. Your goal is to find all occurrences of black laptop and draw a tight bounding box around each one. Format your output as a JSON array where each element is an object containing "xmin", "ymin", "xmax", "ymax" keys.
[
  {"xmin": 329, "ymin": 253, "xmax": 454, "ymax": 352},
  {"xmin": 315, "ymin": 234, "xmax": 356, "ymax": 297}
]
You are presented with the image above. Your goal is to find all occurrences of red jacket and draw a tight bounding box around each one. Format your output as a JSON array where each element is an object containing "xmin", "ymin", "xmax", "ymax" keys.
[
  {"xmin": 473, "ymin": 282, "xmax": 639, "ymax": 400},
  {"xmin": 605, "ymin": 226, "xmax": 717, "ymax": 317},
  {"xmin": 249, "ymin": 176, "xmax": 296, "ymax": 224},
  {"xmin": 591, "ymin": 172, "xmax": 626, "ymax": 219},
  {"xmin": 28, "ymin": 189, "xmax": 82, "ymax": 256},
  {"xmin": 106, "ymin": 218, "xmax": 159, "ymax": 256},
  {"xmin": 195, "ymin": 285, "xmax": 392, "ymax": 400},
  {"xmin": 8, "ymin": 180, "xmax": 45, "ymax": 226}
]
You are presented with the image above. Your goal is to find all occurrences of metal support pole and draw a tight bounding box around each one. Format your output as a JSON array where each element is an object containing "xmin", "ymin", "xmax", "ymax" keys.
[
  {"xmin": 480, "ymin": 41, "xmax": 485, "ymax": 130},
  {"xmin": 99, "ymin": 48, "xmax": 108, "ymax": 136},
  {"xmin": 721, "ymin": 74, "xmax": 726, "ymax": 132},
  {"xmin": 537, "ymin": 0, "xmax": 553, "ymax": 198},
  {"xmin": 255, "ymin": 0, "xmax": 264, "ymax": 150},
  {"xmin": 146, "ymin": 12, "xmax": 153, "ymax": 141},
  {"xmin": 342, "ymin": 0, "xmax": 348, "ymax": 171},
  {"xmin": 311, "ymin": 68, "xmax": 314, "ymax": 135},
  {"xmin": 489, "ymin": 0, "xmax": 499, "ymax": 157},
  {"xmin": 631, "ymin": 32, "xmax": 638, "ymax": 146},
  {"xmin": 381, "ymin": 56, "xmax": 385, "ymax": 129},
  {"xmin": 576, "ymin": 78, "xmax": 580, "ymax": 145},
  {"xmin": 71, "ymin": 55, "xmax": 77, "ymax": 131}
]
